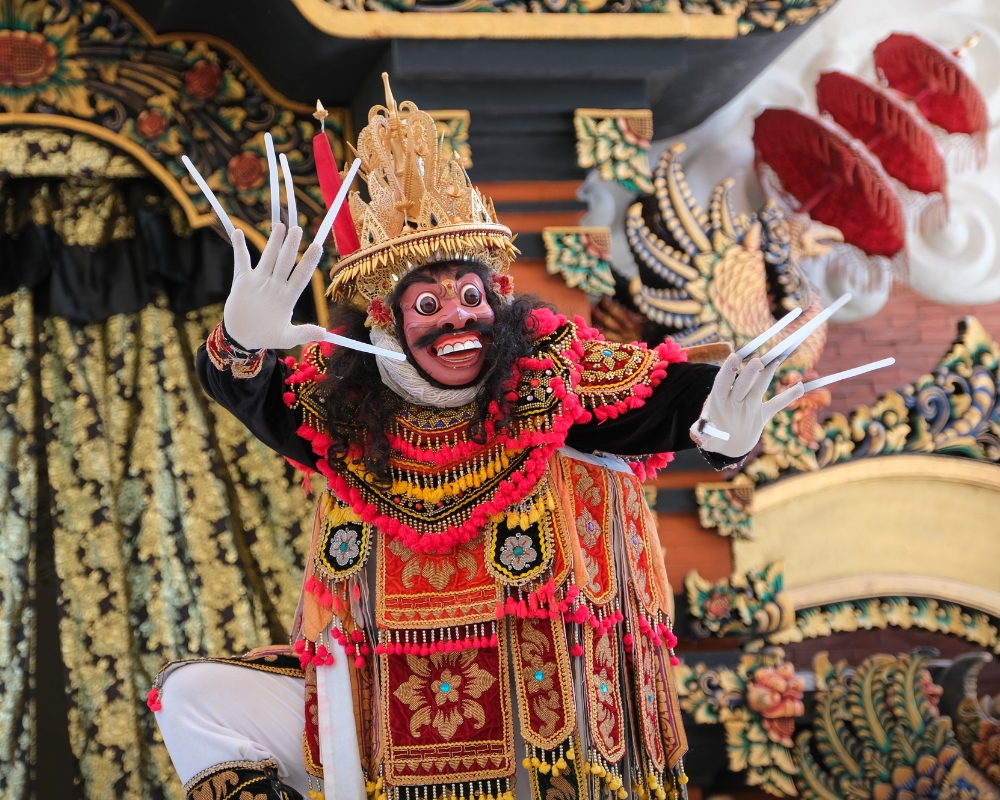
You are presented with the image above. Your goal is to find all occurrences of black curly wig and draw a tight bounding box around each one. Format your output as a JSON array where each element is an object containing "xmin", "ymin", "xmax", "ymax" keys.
[{"xmin": 314, "ymin": 262, "xmax": 548, "ymax": 484}]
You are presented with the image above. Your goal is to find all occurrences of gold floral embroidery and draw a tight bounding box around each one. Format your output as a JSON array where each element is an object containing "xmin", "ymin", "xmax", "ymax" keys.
[
  {"xmin": 386, "ymin": 537, "xmax": 480, "ymax": 591},
  {"xmin": 519, "ymin": 620, "xmax": 561, "ymax": 739},
  {"xmin": 584, "ymin": 624, "xmax": 625, "ymax": 762},
  {"xmin": 393, "ymin": 651, "xmax": 496, "ymax": 741},
  {"xmin": 593, "ymin": 635, "xmax": 617, "ymax": 743},
  {"xmin": 572, "ymin": 465, "xmax": 602, "ymax": 507},
  {"xmin": 575, "ymin": 506, "xmax": 600, "ymax": 549}
]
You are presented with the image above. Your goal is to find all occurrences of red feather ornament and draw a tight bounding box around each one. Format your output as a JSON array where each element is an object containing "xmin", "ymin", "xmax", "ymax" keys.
[
  {"xmin": 816, "ymin": 70, "xmax": 948, "ymax": 230},
  {"xmin": 874, "ymin": 32, "xmax": 988, "ymax": 170}
]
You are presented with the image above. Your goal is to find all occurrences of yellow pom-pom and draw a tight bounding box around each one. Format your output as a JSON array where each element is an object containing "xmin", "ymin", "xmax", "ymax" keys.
[
  {"xmin": 365, "ymin": 782, "xmax": 376, "ymax": 795},
  {"xmin": 538, "ymin": 762, "xmax": 551, "ymax": 775},
  {"xmin": 679, "ymin": 774, "xmax": 689, "ymax": 785},
  {"xmin": 656, "ymin": 788, "xmax": 667, "ymax": 800},
  {"xmin": 618, "ymin": 789, "xmax": 629, "ymax": 799},
  {"xmin": 648, "ymin": 775, "xmax": 659, "ymax": 790},
  {"xmin": 551, "ymin": 767, "xmax": 560, "ymax": 778},
  {"xmin": 530, "ymin": 757, "xmax": 541, "ymax": 769},
  {"xmin": 565, "ymin": 747, "xmax": 575, "ymax": 761},
  {"xmin": 522, "ymin": 757, "xmax": 532, "ymax": 769},
  {"xmin": 555, "ymin": 758, "xmax": 568, "ymax": 771}
]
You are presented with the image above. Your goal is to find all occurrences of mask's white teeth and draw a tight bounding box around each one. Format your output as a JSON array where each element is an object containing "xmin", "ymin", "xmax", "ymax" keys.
[{"xmin": 437, "ymin": 337, "xmax": 481, "ymax": 356}]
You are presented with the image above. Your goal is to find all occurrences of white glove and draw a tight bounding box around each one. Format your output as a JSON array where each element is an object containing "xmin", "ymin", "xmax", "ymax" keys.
[
  {"xmin": 690, "ymin": 352, "xmax": 804, "ymax": 459},
  {"xmin": 223, "ymin": 223, "xmax": 328, "ymax": 351}
]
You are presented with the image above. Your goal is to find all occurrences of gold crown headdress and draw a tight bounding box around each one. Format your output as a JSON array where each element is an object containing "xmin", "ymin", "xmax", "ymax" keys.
[{"xmin": 327, "ymin": 74, "xmax": 518, "ymax": 307}]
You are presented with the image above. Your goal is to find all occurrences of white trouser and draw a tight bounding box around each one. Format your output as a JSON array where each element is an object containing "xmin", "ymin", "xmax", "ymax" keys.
[{"xmin": 154, "ymin": 662, "xmax": 312, "ymax": 796}]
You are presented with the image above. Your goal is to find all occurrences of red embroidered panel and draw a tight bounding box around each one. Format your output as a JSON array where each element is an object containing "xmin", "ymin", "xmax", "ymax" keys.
[
  {"xmin": 630, "ymin": 594, "xmax": 665, "ymax": 773},
  {"xmin": 510, "ymin": 615, "xmax": 575, "ymax": 750},
  {"xmin": 302, "ymin": 665, "xmax": 323, "ymax": 780},
  {"xmin": 562, "ymin": 457, "xmax": 616, "ymax": 606},
  {"xmin": 377, "ymin": 533, "xmax": 500, "ymax": 629},
  {"xmin": 613, "ymin": 470, "xmax": 661, "ymax": 616},
  {"xmin": 656, "ymin": 644, "xmax": 689, "ymax": 769},
  {"xmin": 583, "ymin": 625, "xmax": 625, "ymax": 764},
  {"xmin": 548, "ymin": 477, "xmax": 573, "ymax": 588},
  {"xmin": 381, "ymin": 645, "xmax": 515, "ymax": 786}
]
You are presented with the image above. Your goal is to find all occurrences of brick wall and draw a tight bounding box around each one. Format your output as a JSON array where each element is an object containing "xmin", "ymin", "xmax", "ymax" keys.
[{"xmin": 815, "ymin": 284, "xmax": 1000, "ymax": 416}]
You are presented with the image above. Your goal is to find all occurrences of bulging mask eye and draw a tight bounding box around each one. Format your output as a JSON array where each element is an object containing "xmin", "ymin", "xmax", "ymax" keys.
[
  {"xmin": 460, "ymin": 284, "xmax": 482, "ymax": 306},
  {"xmin": 415, "ymin": 292, "xmax": 439, "ymax": 316}
]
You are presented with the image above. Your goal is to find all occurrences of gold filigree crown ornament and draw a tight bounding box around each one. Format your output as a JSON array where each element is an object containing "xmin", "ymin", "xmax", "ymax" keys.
[{"xmin": 327, "ymin": 74, "xmax": 518, "ymax": 307}]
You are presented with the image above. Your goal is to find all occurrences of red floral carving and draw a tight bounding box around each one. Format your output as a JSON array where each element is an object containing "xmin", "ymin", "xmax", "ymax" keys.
[
  {"xmin": 185, "ymin": 60, "xmax": 222, "ymax": 100},
  {"xmin": 780, "ymin": 369, "xmax": 831, "ymax": 449},
  {"xmin": 746, "ymin": 663, "xmax": 805, "ymax": 747},
  {"xmin": 227, "ymin": 152, "xmax": 265, "ymax": 192},
  {"xmin": 703, "ymin": 591, "xmax": 732, "ymax": 621},
  {"xmin": 0, "ymin": 31, "xmax": 57, "ymax": 88},
  {"xmin": 917, "ymin": 668, "xmax": 942, "ymax": 714},
  {"xmin": 136, "ymin": 108, "xmax": 169, "ymax": 140}
]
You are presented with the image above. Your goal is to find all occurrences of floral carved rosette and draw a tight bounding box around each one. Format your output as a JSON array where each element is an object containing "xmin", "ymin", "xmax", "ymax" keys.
[
  {"xmin": 542, "ymin": 227, "xmax": 616, "ymax": 298},
  {"xmin": 574, "ymin": 109, "xmax": 654, "ymax": 194},
  {"xmin": 684, "ymin": 561, "xmax": 792, "ymax": 638},
  {"xmin": 0, "ymin": 0, "xmax": 348, "ymax": 245},
  {"xmin": 675, "ymin": 649, "xmax": 802, "ymax": 797}
]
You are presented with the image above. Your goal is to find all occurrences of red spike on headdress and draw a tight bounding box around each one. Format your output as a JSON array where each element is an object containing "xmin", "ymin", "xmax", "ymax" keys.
[{"xmin": 313, "ymin": 103, "xmax": 362, "ymax": 257}]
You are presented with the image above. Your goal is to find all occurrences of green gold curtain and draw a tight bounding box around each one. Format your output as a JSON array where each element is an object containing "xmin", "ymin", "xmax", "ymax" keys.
[{"xmin": 0, "ymin": 140, "xmax": 320, "ymax": 799}]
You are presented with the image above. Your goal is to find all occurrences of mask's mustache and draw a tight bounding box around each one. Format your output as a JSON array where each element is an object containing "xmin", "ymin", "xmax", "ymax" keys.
[{"xmin": 414, "ymin": 321, "xmax": 492, "ymax": 351}]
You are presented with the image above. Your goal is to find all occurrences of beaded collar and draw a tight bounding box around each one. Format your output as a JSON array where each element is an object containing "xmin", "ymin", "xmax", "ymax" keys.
[{"xmin": 285, "ymin": 309, "xmax": 685, "ymax": 555}]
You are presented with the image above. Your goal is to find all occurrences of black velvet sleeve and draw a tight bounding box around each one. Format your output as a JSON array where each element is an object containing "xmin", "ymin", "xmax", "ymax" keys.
[
  {"xmin": 564, "ymin": 361, "xmax": 745, "ymax": 468},
  {"xmin": 196, "ymin": 346, "xmax": 319, "ymax": 469}
]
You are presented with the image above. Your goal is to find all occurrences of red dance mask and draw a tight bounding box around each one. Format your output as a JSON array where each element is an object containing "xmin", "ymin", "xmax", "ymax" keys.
[{"xmin": 398, "ymin": 265, "xmax": 495, "ymax": 387}]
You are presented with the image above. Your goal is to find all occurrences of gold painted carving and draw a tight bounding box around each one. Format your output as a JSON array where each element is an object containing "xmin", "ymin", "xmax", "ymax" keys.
[
  {"xmin": 290, "ymin": 0, "xmax": 839, "ymax": 39},
  {"xmin": 684, "ymin": 561, "xmax": 793, "ymax": 638},
  {"xmin": 0, "ymin": 0, "xmax": 350, "ymax": 257},
  {"xmin": 542, "ymin": 226, "xmax": 616, "ymax": 297},
  {"xmin": 798, "ymin": 651, "xmax": 997, "ymax": 800},
  {"xmin": 675, "ymin": 648, "xmax": 802, "ymax": 797},
  {"xmin": 575, "ymin": 109, "xmax": 655, "ymax": 194},
  {"xmin": 767, "ymin": 595, "xmax": 1000, "ymax": 656},
  {"xmin": 428, "ymin": 110, "xmax": 472, "ymax": 169},
  {"xmin": 289, "ymin": 0, "xmax": 737, "ymax": 39}
]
